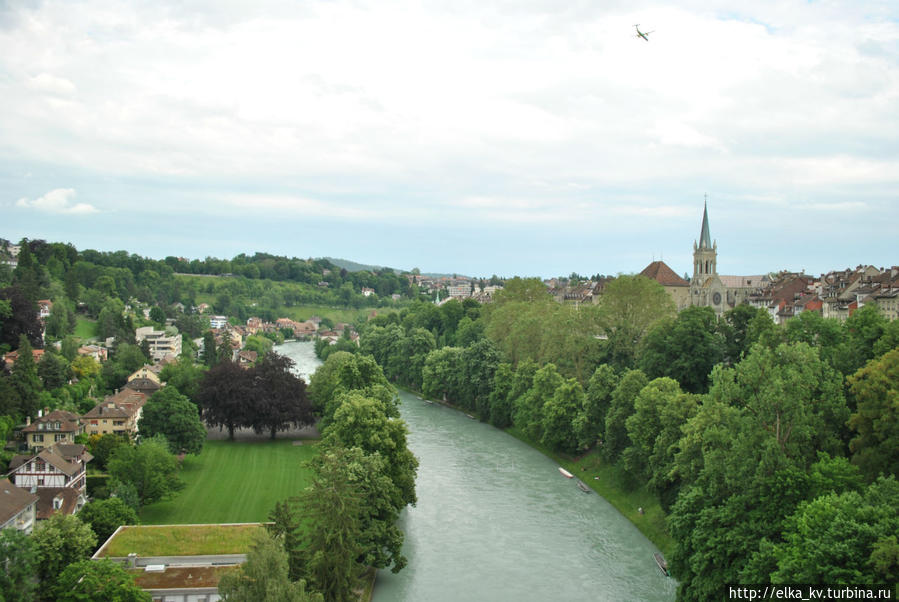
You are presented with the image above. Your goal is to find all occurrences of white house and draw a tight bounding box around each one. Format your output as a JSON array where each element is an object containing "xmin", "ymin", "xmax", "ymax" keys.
[
  {"xmin": 5, "ymin": 443, "xmax": 92, "ymax": 519},
  {"xmin": 0, "ymin": 477, "xmax": 38, "ymax": 534}
]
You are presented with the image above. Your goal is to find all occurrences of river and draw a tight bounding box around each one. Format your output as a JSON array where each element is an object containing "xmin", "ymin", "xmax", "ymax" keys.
[{"xmin": 275, "ymin": 341, "xmax": 676, "ymax": 602}]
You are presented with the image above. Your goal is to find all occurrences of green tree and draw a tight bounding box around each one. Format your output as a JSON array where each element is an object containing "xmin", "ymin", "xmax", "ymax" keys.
[
  {"xmin": 541, "ymin": 377, "xmax": 584, "ymax": 453},
  {"xmin": 491, "ymin": 277, "xmax": 551, "ymax": 304},
  {"xmin": 298, "ymin": 447, "xmax": 364, "ymax": 602},
  {"xmin": 78, "ymin": 497, "xmax": 140, "ymax": 545},
  {"xmin": 421, "ymin": 347, "xmax": 465, "ymax": 404},
  {"xmin": 11, "ymin": 335, "xmax": 42, "ymax": 418},
  {"xmin": 719, "ymin": 304, "xmax": 771, "ymax": 363},
  {"xmin": 38, "ymin": 350, "xmax": 69, "ymax": 390},
  {"xmin": 32, "ymin": 513, "xmax": 97, "ymax": 589},
  {"xmin": 602, "ymin": 369, "xmax": 648, "ymax": 462},
  {"xmin": 138, "ymin": 387, "xmax": 206, "ymax": 455},
  {"xmin": 148, "ymin": 305, "xmax": 166, "ymax": 326},
  {"xmin": 836, "ymin": 304, "xmax": 887, "ymax": 376},
  {"xmin": 848, "ymin": 348, "xmax": 899, "ymax": 479},
  {"xmin": 515, "ymin": 363, "xmax": 563, "ymax": 442},
  {"xmin": 0, "ymin": 528, "xmax": 39, "ymax": 602},
  {"xmin": 668, "ymin": 343, "xmax": 851, "ymax": 600},
  {"xmin": 597, "ymin": 274, "xmax": 675, "ymax": 370},
  {"xmin": 218, "ymin": 531, "xmax": 322, "ymax": 602},
  {"xmin": 45, "ymin": 297, "xmax": 76, "ymax": 339},
  {"xmin": 637, "ymin": 306, "xmax": 725, "ymax": 393},
  {"xmin": 107, "ymin": 435, "xmax": 182, "ymax": 506},
  {"xmin": 623, "ymin": 377, "xmax": 683, "ymax": 481},
  {"xmin": 402, "ymin": 327, "xmax": 436, "ymax": 390},
  {"xmin": 52, "ymin": 558, "xmax": 150, "ymax": 602},
  {"xmin": 324, "ymin": 392, "xmax": 418, "ymax": 508},
  {"xmin": 770, "ymin": 477, "xmax": 899, "ymax": 584},
  {"xmin": 574, "ymin": 364, "xmax": 618, "ymax": 450},
  {"xmin": 88, "ymin": 433, "xmax": 128, "ymax": 471},
  {"xmin": 488, "ymin": 362, "xmax": 515, "ymax": 428},
  {"xmin": 158, "ymin": 357, "xmax": 206, "ymax": 401}
]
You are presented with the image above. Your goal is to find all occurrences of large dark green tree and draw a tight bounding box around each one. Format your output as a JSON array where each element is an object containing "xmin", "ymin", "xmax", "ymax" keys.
[
  {"xmin": 107, "ymin": 435, "xmax": 182, "ymax": 506},
  {"xmin": 297, "ymin": 447, "xmax": 364, "ymax": 602},
  {"xmin": 138, "ymin": 387, "xmax": 206, "ymax": 455},
  {"xmin": 668, "ymin": 342, "xmax": 850, "ymax": 601},
  {"xmin": 847, "ymin": 348, "xmax": 899, "ymax": 480},
  {"xmin": 637, "ymin": 306, "xmax": 725, "ymax": 393}
]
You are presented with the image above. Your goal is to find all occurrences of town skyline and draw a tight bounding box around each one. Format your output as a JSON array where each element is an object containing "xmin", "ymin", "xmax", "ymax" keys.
[{"xmin": 2, "ymin": 0, "xmax": 898, "ymax": 278}]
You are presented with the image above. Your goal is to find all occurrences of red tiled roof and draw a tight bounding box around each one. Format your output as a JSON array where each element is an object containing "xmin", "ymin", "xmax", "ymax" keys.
[{"xmin": 640, "ymin": 261, "xmax": 689, "ymax": 287}]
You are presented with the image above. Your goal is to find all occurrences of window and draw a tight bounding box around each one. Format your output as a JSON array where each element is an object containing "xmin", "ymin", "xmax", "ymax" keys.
[
  {"xmin": 55, "ymin": 434, "xmax": 66, "ymax": 442},
  {"xmin": 33, "ymin": 434, "xmax": 44, "ymax": 442},
  {"xmin": 35, "ymin": 460, "xmax": 45, "ymax": 471},
  {"xmin": 38, "ymin": 478, "xmax": 45, "ymax": 486}
]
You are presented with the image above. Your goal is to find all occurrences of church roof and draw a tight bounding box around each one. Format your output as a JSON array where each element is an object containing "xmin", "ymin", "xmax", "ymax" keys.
[
  {"xmin": 698, "ymin": 201, "xmax": 713, "ymax": 249},
  {"xmin": 641, "ymin": 261, "xmax": 689, "ymax": 287}
]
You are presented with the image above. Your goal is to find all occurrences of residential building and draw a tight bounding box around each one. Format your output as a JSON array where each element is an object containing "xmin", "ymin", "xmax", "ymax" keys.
[
  {"xmin": 21, "ymin": 409, "xmax": 83, "ymax": 451},
  {"xmin": 640, "ymin": 261, "xmax": 691, "ymax": 310},
  {"xmin": 135, "ymin": 327, "xmax": 183, "ymax": 361},
  {"xmin": 94, "ymin": 523, "xmax": 262, "ymax": 601},
  {"xmin": 209, "ymin": 315, "xmax": 228, "ymax": 329},
  {"xmin": 125, "ymin": 365, "xmax": 163, "ymax": 396},
  {"xmin": 6, "ymin": 443, "xmax": 92, "ymax": 519},
  {"xmin": 37, "ymin": 299, "xmax": 53, "ymax": 320},
  {"xmin": 82, "ymin": 390, "xmax": 148, "ymax": 437},
  {"xmin": 77, "ymin": 344, "xmax": 108, "ymax": 362},
  {"xmin": 0, "ymin": 477, "xmax": 39, "ymax": 533}
]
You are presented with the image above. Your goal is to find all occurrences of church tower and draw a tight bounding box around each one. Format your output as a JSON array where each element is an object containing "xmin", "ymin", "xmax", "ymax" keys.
[{"xmin": 692, "ymin": 199, "xmax": 717, "ymax": 285}]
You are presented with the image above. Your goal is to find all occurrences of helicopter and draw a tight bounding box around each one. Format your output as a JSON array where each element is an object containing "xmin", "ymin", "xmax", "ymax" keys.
[{"xmin": 634, "ymin": 24, "xmax": 654, "ymax": 41}]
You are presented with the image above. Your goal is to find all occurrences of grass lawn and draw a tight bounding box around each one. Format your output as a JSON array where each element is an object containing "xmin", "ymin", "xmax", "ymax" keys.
[
  {"xmin": 74, "ymin": 316, "xmax": 98, "ymax": 340},
  {"xmin": 140, "ymin": 439, "xmax": 318, "ymax": 525},
  {"xmin": 99, "ymin": 524, "xmax": 264, "ymax": 557}
]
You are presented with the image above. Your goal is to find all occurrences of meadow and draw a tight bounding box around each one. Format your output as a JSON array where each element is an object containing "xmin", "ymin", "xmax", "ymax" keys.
[{"xmin": 140, "ymin": 439, "xmax": 318, "ymax": 525}]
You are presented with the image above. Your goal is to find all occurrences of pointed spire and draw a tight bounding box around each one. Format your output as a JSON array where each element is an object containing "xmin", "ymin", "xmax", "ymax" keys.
[{"xmin": 699, "ymin": 196, "xmax": 712, "ymax": 249}]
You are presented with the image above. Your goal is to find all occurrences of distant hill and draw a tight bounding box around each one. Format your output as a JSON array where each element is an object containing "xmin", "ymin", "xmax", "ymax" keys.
[
  {"xmin": 323, "ymin": 257, "xmax": 403, "ymax": 274},
  {"xmin": 322, "ymin": 257, "xmax": 469, "ymax": 279}
]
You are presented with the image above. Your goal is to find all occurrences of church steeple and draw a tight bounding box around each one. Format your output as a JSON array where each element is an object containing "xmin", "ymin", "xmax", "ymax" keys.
[
  {"xmin": 692, "ymin": 196, "xmax": 717, "ymax": 283},
  {"xmin": 699, "ymin": 199, "xmax": 712, "ymax": 250}
]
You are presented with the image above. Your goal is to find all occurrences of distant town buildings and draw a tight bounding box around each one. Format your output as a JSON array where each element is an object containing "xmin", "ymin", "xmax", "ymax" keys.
[{"xmin": 636, "ymin": 201, "xmax": 899, "ymax": 322}]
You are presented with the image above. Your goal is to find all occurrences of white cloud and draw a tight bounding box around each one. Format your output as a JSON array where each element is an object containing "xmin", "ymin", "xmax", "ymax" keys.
[{"xmin": 16, "ymin": 188, "xmax": 99, "ymax": 214}]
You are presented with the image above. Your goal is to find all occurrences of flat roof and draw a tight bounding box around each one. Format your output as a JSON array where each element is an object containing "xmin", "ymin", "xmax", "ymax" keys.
[
  {"xmin": 130, "ymin": 565, "xmax": 238, "ymax": 590},
  {"xmin": 95, "ymin": 523, "xmax": 265, "ymax": 558}
]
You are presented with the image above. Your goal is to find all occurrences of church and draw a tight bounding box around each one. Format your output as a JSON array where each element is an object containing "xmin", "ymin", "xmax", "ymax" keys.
[{"xmin": 641, "ymin": 202, "xmax": 766, "ymax": 315}]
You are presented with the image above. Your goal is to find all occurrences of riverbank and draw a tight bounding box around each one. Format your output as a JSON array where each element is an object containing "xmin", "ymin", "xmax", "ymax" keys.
[{"xmin": 410, "ymin": 388, "xmax": 674, "ymax": 558}]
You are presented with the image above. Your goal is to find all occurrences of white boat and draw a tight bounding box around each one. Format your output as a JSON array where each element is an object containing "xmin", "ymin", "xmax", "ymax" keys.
[{"xmin": 558, "ymin": 467, "xmax": 574, "ymax": 478}]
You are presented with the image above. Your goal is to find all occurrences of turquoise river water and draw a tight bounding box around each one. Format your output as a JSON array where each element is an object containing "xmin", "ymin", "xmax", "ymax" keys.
[{"xmin": 276, "ymin": 341, "xmax": 676, "ymax": 602}]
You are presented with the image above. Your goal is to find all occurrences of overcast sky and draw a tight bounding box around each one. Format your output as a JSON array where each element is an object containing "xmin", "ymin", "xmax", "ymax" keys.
[{"xmin": 2, "ymin": 0, "xmax": 897, "ymax": 278}]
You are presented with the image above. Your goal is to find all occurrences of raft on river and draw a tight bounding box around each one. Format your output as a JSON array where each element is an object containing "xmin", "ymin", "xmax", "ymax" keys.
[
  {"xmin": 654, "ymin": 552, "xmax": 669, "ymax": 576},
  {"xmin": 576, "ymin": 479, "xmax": 591, "ymax": 493},
  {"xmin": 558, "ymin": 467, "xmax": 574, "ymax": 478}
]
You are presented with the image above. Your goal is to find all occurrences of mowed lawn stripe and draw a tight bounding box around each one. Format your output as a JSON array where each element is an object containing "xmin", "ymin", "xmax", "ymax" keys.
[{"xmin": 140, "ymin": 439, "xmax": 318, "ymax": 525}]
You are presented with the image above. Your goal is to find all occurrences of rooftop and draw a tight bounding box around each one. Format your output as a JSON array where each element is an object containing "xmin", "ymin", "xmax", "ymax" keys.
[{"xmin": 96, "ymin": 523, "xmax": 265, "ymax": 558}]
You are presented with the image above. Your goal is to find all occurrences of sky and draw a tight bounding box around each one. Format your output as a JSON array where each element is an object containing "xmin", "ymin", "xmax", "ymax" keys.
[{"xmin": 1, "ymin": 0, "xmax": 898, "ymax": 279}]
